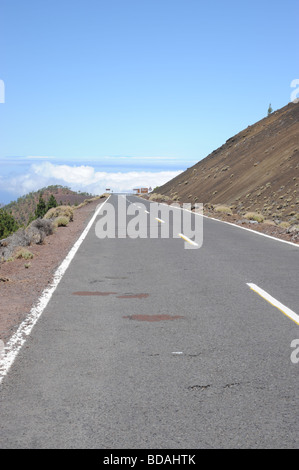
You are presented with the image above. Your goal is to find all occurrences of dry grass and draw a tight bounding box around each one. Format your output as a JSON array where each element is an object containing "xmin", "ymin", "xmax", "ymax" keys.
[
  {"xmin": 74, "ymin": 194, "xmax": 107, "ymax": 209},
  {"xmin": 149, "ymin": 193, "xmax": 172, "ymax": 202},
  {"xmin": 263, "ymin": 219, "xmax": 276, "ymax": 226},
  {"xmin": 278, "ymin": 221, "xmax": 290, "ymax": 229},
  {"xmin": 214, "ymin": 205, "xmax": 233, "ymax": 215},
  {"xmin": 14, "ymin": 248, "xmax": 34, "ymax": 260},
  {"xmin": 44, "ymin": 205, "xmax": 74, "ymax": 222},
  {"xmin": 54, "ymin": 216, "xmax": 69, "ymax": 227},
  {"xmin": 244, "ymin": 212, "xmax": 264, "ymax": 223}
]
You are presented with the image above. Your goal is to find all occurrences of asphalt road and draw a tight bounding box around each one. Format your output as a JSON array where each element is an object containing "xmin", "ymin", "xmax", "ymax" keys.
[{"xmin": 0, "ymin": 194, "xmax": 298, "ymax": 448}]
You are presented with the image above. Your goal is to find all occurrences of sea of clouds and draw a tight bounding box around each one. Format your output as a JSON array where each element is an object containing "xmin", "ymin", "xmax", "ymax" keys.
[{"xmin": 0, "ymin": 157, "xmax": 188, "ymax": 204}]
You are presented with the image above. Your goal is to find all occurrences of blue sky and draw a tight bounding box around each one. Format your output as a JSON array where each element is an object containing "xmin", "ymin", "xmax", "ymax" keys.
[{"xmin": 0, "ymin": 0, "xmax": 298, "ymax": 204}]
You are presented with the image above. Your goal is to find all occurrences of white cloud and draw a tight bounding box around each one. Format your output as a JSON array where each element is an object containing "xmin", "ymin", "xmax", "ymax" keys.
[{"xmin": 2, "ymin": 162, "xmax": 183, "ymax": 196}]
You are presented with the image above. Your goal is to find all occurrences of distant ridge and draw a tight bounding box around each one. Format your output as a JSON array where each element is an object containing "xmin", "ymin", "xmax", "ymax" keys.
[{"xmin": 3, "ymin": 185, "xmax": 97, "ymax": 225}]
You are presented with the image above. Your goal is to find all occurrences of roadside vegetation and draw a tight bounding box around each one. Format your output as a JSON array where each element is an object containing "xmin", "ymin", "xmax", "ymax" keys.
[
  {"xmin": 0, "ymin": 209, "xmax": 19, "ymax": 239},
  {"xmin": 243, "ymin": 212, "xmax": 264, "ymax": 223},
  {"xmin": 0, "ymin": 191, "xmax": 105, "ymax": 263}
]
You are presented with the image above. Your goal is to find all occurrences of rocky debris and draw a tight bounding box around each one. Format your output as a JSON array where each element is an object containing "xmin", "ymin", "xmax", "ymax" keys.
[
  {"xmin": 202, "ymin": 207, "xmax": 299, "ymax": 244},
  {"xmin": 287, "ymin": 225, "xmax": 299, "ymax": 233},
  {"xmin": 154, "ymin": 101, "xmax": 299, "ymax": 224},
  {"xmin": 0, "ymin": 199, "xmax": 102, "ymax": 344},
  {"xmin": 0, "ymin": 219, "xmax": 54, "ymax": 262}
]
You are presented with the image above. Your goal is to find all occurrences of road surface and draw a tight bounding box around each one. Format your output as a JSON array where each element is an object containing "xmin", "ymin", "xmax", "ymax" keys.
[{"xmin": 0, "ymin": 194, "xmax": 298, "ymax": 448}]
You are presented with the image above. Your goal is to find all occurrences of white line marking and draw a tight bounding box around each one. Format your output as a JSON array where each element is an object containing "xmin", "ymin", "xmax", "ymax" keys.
[
  {"xmin": 247, "ymin": 283, "xmax": 299, "ymax": 325},
  {"xmin": 126, "ymin": 195, "xmax": 299, "ymax": 249},
  {"xmin": 139, "ymin": 197, "xmax": 299, "ymax": 249},
  {"xmin": 0, "ymin": 196, "xmax": 111, "ymax": 385},
  {"xmin": 145, "ymin": 210, "xmax": 150, "ymax": 214},
  {"xmin": 178, "ymin": 233, "xmax": 199, "ymax": 247},
  {"xmin": 155, "ymin": 217, "xmax": 165, "ymax": 223}
]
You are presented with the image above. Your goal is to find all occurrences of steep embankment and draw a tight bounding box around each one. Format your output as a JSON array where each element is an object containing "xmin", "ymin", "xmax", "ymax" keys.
[{"xmin": 156, "ymin": 102, "xmax": 299, "ymax": 222}]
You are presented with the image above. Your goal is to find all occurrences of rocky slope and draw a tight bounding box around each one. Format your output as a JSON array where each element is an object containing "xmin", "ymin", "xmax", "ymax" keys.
[{"xmin": 155, "ymin": 102, "xmax": 299, "ymax": 223}]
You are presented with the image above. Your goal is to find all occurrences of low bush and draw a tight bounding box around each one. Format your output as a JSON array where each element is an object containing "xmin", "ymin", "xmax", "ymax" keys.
[
  {"xmin": 54, "ymin": 216, "xmax": 69, "ymax": 227},
  {"xmin": 14, "ymin": 248, "xmax": 34, "ymax": 260},
  {"xmin": 1, "ymin": 218, "xmax": 54, "ymax": 262},
  {"xmin": 149, "ymin": 193, "xmax": 172, "ymax": 202},
  {"xmin": 44, "ymin": 205, "xmax": 74, "ymax": 222},
  {"xmin": 263, "ymin": 219, "xmax": 276, "ymax": 226},
  {"xmin": 26, "ymin": 225, "xmax": 45, "ymax": 245},
  {"xmin": 25, "ymin": 218, "xmax": 54, "ymax": 245},
  {"xmin": 30, "ymin": 218, "xmax": 54, "ymax": 236},
  {"xmin": 214, "ymin": 205, "xmax": 233, "ymax": 215},
  {"xmin": 244, "ymin": 212, "xmax": 264, "ymax": 223}
]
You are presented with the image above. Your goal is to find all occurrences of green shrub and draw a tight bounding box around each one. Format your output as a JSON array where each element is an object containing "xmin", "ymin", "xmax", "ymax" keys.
[
  {"xmin": 35, "ymin": 195, "xmax": 47, "ymax": 218},
  {"xmin": 46, "ymin": 194, "xmax": 58, "ymax": 211},
  {"xmin": 0, "ymin": 209, "xmax": 19, "ymax": 239}
]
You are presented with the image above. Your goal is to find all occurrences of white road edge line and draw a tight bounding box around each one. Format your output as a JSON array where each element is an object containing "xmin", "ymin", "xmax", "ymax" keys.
[
  {"xmin": 137, "ymin": 196, "xmax": 299, "ymax": 249},
  {"xmin": 0, "ymin": 196, "xmax": 111, "ymax": 385},
  {"xmin": 247, "ymin": 283, "xmax": 299, "ymax": 325}
]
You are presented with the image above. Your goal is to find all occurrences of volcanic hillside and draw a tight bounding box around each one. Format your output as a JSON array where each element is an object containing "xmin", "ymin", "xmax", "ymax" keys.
[{"xmin": 155, "ymin": 102, "xmax": 299, "ymax": 222}]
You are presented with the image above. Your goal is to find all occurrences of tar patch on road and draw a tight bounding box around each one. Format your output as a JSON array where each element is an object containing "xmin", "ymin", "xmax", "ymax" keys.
[{"xmin": 117, "ymin": 293, "xmax": 149, "ymax": 299}]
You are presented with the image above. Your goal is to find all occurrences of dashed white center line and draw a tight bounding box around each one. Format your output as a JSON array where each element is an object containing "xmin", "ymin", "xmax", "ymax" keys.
[
  {"xmin": 178, "ymin": 233, "xmax": 199, "ymax": 247},
  {"xmin": 247, "ymin": 283, "xmax": 299, "ymax": 325},
  {"xmin": 155, "ymin": 218, "xmax": 165, "ymax": 223}
]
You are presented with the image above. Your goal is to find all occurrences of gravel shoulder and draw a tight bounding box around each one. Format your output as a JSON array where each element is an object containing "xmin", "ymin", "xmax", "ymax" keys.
[
  {"xmin": 203, "ymin": 209, "xmax": 299, "ymax": 244},
  {"xmin": 0, "ymin": 200, "xmax": 102, "ymax": 344}
]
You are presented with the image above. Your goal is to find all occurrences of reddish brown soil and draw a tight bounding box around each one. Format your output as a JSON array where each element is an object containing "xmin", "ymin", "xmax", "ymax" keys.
[
  {"xmin": 154, "ymin": 101, "xmax": 299, "ymax": 223},
  {"xmin": 0, "ymin": 200, "xmax": 103, "ymax": 344},
  {"xmin": 203, "ymin": 208, "xmax": 299, "ymax": 244},
  {"xmin": 140, "ymin": 196, "xmax": 299, "ymax": 244}
]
